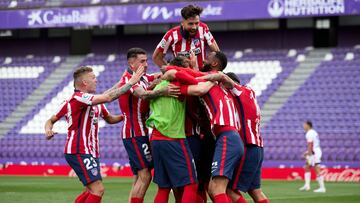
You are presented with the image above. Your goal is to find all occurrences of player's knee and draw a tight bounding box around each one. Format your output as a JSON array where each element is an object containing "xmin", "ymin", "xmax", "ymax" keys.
[
  {"xmin": 138, "ymin": 168, "xmax": 152, "ymax": 184},
  {"xmin": 88, "ymin": 181, "xmax": 105, "ymax": 196},
  {"xmin": 248, "ymin": 189, "xmax": 266, "ymax": 201}
]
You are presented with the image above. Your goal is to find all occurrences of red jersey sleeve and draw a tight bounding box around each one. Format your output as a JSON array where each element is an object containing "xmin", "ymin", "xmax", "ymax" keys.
[
  {"xmin": 100, "ymin": 104, "xmax": 109, "ymax": 118},
  {"xmin": 156, "ymin": 30, "xmax": 173, "ymax": 54},
  {"xmin": 171, "ymin": 81, "xmax": 189, "ymax": 97},
  {"xmin": 230, "ymin": 84, "xmax": 243, "ymax": 96},
  {"xmin": 55, "ymin": 100, "xmax": 68, "ymax": 119},
  {"xmin": 203, "ymin": 23, "xmax": 215, "ymax": 46},
  {"xmin": 73, "ymin": 92, "xmax": 94, "ymax": 106}
]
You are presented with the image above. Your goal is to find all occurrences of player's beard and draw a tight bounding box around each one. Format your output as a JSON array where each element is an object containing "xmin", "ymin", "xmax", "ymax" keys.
[{"xmin": 202, "ymin": 63, "xmax": 212, "ymax": 72}]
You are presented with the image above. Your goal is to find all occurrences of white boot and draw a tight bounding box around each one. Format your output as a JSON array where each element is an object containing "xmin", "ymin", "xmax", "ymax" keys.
[
  {"xmin": 299, "ymin": 185, "xmax": 310, "ymax": 191},
  {"xmin": 313, "ymin": 187, "xmax": 326, "ymax": 193},
  {"xmin": 314, "ymin": 175, "xmax": 326, "ymax": 193}
]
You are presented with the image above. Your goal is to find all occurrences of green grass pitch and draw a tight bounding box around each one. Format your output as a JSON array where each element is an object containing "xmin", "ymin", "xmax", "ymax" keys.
[{"xmin": 0, "ymin": 176, "xmax": 359, "ymax": 203}]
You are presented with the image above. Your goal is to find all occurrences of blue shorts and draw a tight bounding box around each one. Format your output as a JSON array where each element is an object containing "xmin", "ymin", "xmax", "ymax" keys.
[
  {"xmin": 212, "ymin": 130, "xmax": 244, "ymax": 180},
  {"xmin": 65, "ymin": 154, "xmax": 102, "ymax": 186},
  {"xmin": 187, "ymin": 135, "xmax": 201, "ymax": 170},
  {"xmin": 123, "ymin": 136, "xmax": 153, "ymax": 175},
  {"xmin": 230, "ymin": 145, "xmax": 264, "ymax": 192},
  {"xmin": 151, "ymin": 139, "xmax": 197, "ymax": 188}
]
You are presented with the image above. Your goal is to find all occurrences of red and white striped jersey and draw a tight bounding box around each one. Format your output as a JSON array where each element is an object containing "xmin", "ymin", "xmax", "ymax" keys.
[
  {"xmin": 55, "ymin": 90, "xmax": 109, "ymax": 158},
  {"xmin": 230, "ymin": 84, "xmax": 263, "ymax": 147},
  {"xmin": 118, "ymin": 69, "xmax": 155, "ymax": 139},
  {"xmin": 156, "ymin": 22, "xmax": 215, "ymax": 69},
  {"xmin": 200, "ymin": 85, "xmax": 240, "ymax": 136}
]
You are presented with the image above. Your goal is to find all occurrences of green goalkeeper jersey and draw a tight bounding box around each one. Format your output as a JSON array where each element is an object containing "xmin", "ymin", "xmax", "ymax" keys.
[{"xmin": 146, "ymin": 80, "xmax": 186, "ymax": 139}]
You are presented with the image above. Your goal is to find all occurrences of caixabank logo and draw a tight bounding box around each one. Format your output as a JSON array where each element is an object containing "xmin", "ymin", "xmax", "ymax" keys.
[
  {"xmin": 27, "ymin": 10, "xmax": 92, "ymax": 26},
  {"xmin": 268, "ymin": 0, "xmax": 345, "ymax": 18}
]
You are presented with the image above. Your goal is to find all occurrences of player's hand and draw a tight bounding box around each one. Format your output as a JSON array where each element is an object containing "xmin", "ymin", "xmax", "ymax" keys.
[
  {"xmin": 45, "ymin": 129, "xmax": 57, "ymax": 140},
  {"xmin": 189, "ymin": 50, "xmax": 198, "ymax": 70},
  {"xmin": 303, "ymin": 151, "xmax": 309, "ymax": 158},
  {"xmin": 129, "ymin": 65, "xmax": 145, "ymax": 85},
  {"xmin": 165, "ymin": 84, "xmax": 181, "ymax": 98}
]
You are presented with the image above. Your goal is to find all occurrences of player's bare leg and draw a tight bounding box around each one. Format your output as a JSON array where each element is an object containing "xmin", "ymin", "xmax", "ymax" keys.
[
  {"xmin": 313, "ymin": 164, "xmax": 326, "ymax": 193},
  {"xmin": 130, "ymin": 168, "xmax": 152, "ymax": 202},
  {"xmin": 85, "ymin": 180, "xmax": 104, "ymax": 203},
  {"xmin": 248, "ymin": 189, "xmax": 269, "ymax": 203},
  {"xmin": 128, "ymin": 175, "xmax": 138, "ymax": 203},
  {"xmin": 227, "ymin": 188, "xmax": 247, "ymax": 203},
  {"xmin": 299, "ymin": 163, "xmax": 311, "ymax": 191},
  {"xmin": 208, "ymin": 176, "xmax": 230, "ymax": 203}
]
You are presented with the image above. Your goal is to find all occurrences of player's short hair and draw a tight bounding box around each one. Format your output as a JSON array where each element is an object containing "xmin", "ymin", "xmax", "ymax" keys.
[
  {"xmin": 214, "ymin": 51, "xmax": 228, "ymax": 71},
  {"xmin": 127, "ymin": 47, "xmax": 147, "ymax": 60},
  {"xmin": 305, "ymin": 120, "xmax": 313, "ymax": 128},
  {"xmin": 169, "ymin": 56, "xmax": 188, "ymax": 67},
  {"xmin": 181, "ymin": 5, "xmax": 203, "ymax": 19},
  {"xmin": 73, "ymin": 66, "xmax": 93, "ymax": 87},
  {"xmin": 225, "ymin": 72, "xmax": 240, "ymax": 84},
  {"xmin": 73, "ymin": 66, "xmax": 93, "ymax": 81}
]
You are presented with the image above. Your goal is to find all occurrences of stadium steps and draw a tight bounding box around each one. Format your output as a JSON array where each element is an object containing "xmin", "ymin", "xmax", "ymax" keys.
[
  {"xmin": 0, "ymin": 56, "xmax": 85, "ymax": 138},
  {"xmin": 45, "ymin": 0, "xmax": 62, "ymax": 7},
  {"xmin": 260, "ymin": 48, "xmax": 330, "ymax": 126}
]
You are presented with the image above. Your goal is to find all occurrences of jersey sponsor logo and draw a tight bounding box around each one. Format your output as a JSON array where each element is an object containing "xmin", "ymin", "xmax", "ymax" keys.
[{"xmin": 176, "ymin": 48, "xmax": 201, "ymax": 58}]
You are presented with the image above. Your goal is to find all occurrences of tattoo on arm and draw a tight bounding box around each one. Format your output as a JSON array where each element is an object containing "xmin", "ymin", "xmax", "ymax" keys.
[
  {"xmin": 108, "ymin": 83, "xmax": 133, "ymax": 100},
  {"xmin": 135, "ymin": 87, "xmax": 167, "ymax": 100}
]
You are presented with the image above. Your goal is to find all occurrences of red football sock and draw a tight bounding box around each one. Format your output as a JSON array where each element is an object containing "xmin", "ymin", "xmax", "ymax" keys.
[
  {"xmin": 256, "ymin": 199, "xmax": 270, "ymax": 203},
  {"xmin": 130, "ymin": 197, "xmax": 144, "ymax": 203},
  {"xmin": 154, "ymin": 187, "xmax": 170, "ymax": 203},
  {"xmin": 175, "ymin": 71, "xmax": 199, "ymax": 85},
  {"xmin": 236, "ymin": 195, "xmax": 248, "ymax": 203},
  {"xmin": 74, "ymin": 191, "xmax": 89, "ymax": 203},
  {"xmin": 182, "ymin": 183, "xmax": 198, "ymax": 203},
  {"xmin": 197, "ymin": 190, "xmax": 207, "ymax": 203},
  {"xmin": 214, "ymin": 193, "xmax": 230, "ymax": 203},
  {"xmin": 85, "ymin": 193, "xmax": 102, "ymax": 203}
]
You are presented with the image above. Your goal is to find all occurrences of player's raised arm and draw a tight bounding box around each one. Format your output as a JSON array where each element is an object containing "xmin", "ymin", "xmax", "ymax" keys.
[
  {"xmin": 133, "ymin": 82, "xmax": 180, "ymax": 100},
  {"xmin": 91, "ymin": 65, "xmax": 145, "ymax": 105},
  {"xmin": 152, "ymin": 49, "xmax": 167, "ymax": 68},
  {"xmin": 197, "ymin": 72, "xmax": 236, "ymax": 89},
  {"xmin": 185, "ymin": 81, "xmax": 215, "ymax": 96}
]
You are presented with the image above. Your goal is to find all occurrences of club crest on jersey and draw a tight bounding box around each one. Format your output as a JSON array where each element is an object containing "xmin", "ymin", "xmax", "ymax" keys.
[
  {"xmin": 91, "ymin": 168, "xmax": 98, "ymax": 176},
  {"xmin": 193, "ymin": 38, "xmax": 200, "ymax": 47}
]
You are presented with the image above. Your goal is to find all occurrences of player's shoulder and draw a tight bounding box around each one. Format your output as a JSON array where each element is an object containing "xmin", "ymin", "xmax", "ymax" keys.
[
  {"xmin": 306, "ymin": 129, "xmax": 317, "ymax": 136},
  {"xmin": 199, "ymin": 21, "xmax": 209, "ymax": 28},
  {"xmin": 72, "ymin": 91, "xmax": 93, "ymax": 104},
  {"xmin": 166, "ymin": 25, "xmax": 181, "ymax": 34}
]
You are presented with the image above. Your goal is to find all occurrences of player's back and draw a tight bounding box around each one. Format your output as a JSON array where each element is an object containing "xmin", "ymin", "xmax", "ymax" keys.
[
  {"xmin": 200, "ymin": 85, "xmax": 239, "ymax": 131},
  {"xmin": 230, "ymin": 84, "xmax": 263, "ymax": 147}
]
